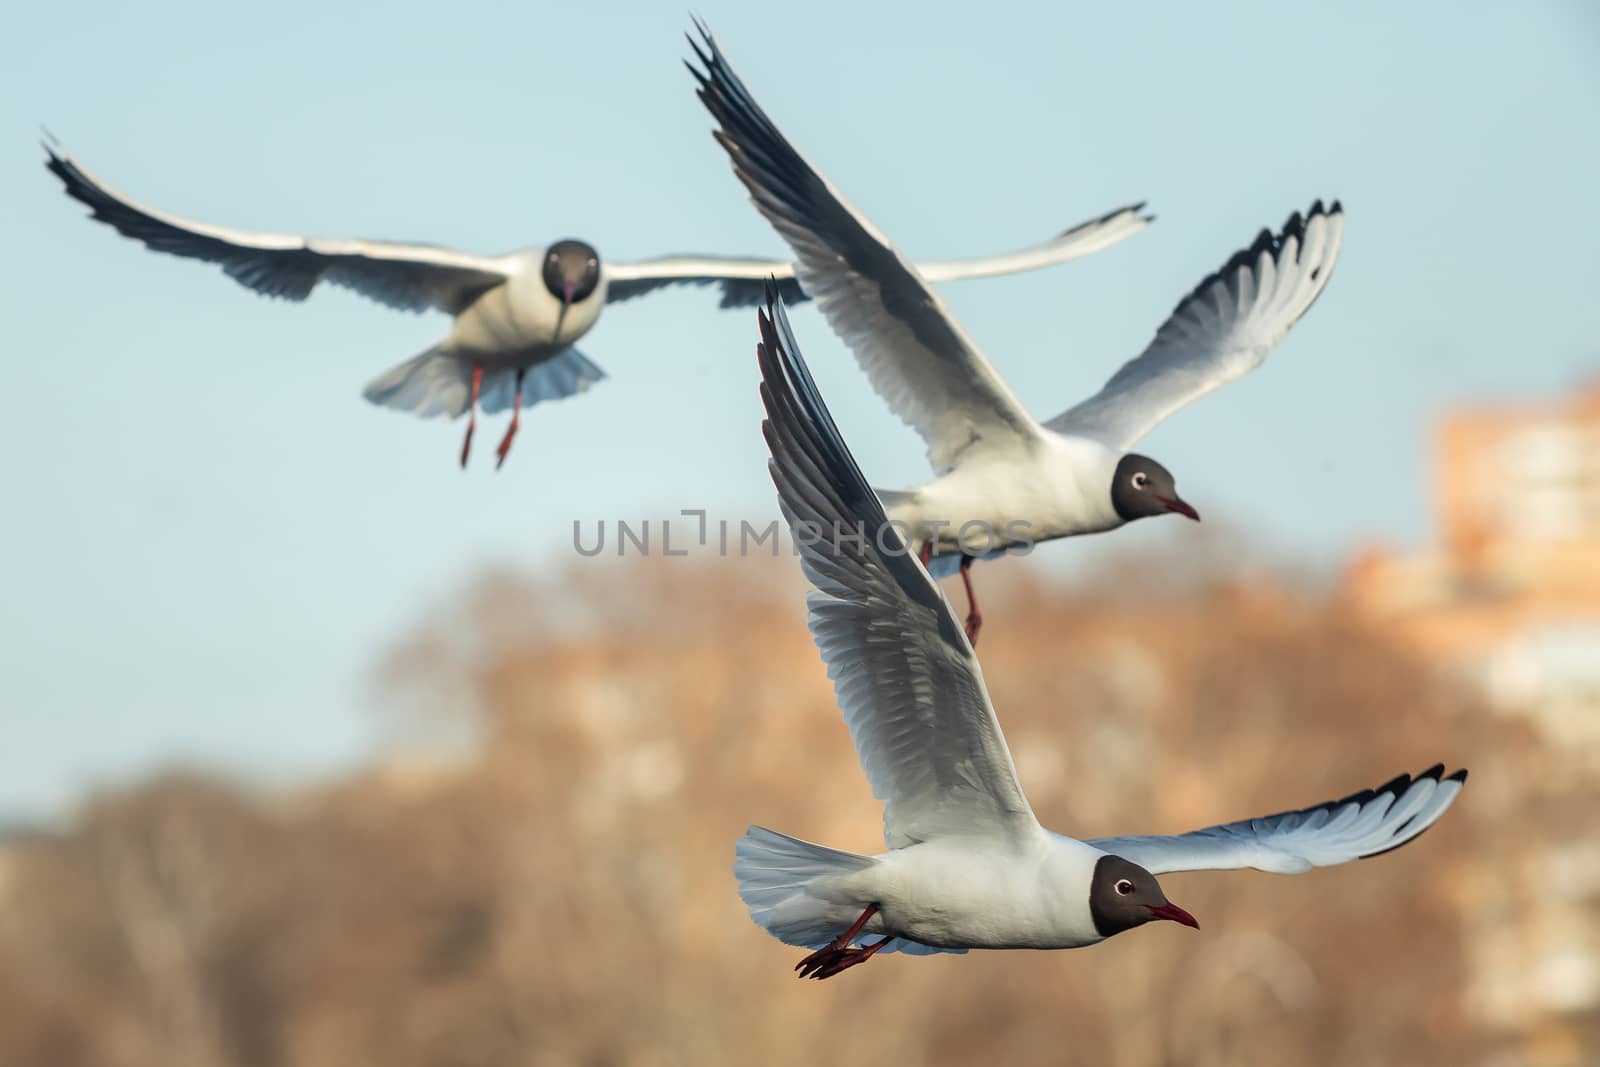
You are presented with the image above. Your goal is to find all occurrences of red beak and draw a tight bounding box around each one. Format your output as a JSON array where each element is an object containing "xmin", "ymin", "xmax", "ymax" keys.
[
  {"xmin": 1146, "ymin": 901, "xmax": 1200, "ymax": 929},
  {"xmin": 562, "ymin": 280, "xmax": 576, "ymax": 305},
  {"xmin": 1158, "ymin": 497, "xmax": 1201, "ymax": 522}
]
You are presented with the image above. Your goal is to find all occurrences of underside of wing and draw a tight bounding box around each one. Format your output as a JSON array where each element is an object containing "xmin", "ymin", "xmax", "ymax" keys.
[
  {"xmin": 917, "ymin": 202, "xmax": 1153, "ymax": 283},
  {"xmin": 690, "ymin": 22, "xmax": 1043, "ymax": 472},
  {"xmin": 758, "ymin": 284, "xmax": 1038, "ymax": 848},
  {"xmin": 606, "ymin": 201, "xmax": 1151, "ymax": 310},
  {"xmin": 1048, "ymin": 200, "xmax": 1344, "ymax": 451},
  {"xmin": 1088, "ymin": 765, "xmax": 1466, "ymax": 875},
  {"xmin": 45, "ymin": 138, "xmax": 512, "ymax": 314},
  {"xmin": 604, "ymin": 255, "xmax": 804, "ymax": 307}
]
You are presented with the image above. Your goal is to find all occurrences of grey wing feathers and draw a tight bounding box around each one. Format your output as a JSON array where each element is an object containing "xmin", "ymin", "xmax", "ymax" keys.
[
  {"xmin": 47, "ymin": 144, "xmax": 317, "ymax": 300},
  {"xmin": 757, "ymin": 284, "xmax": 1037, "ymax": 848},
  {"xmin": 44, "ymin": 140, "xmax": 509, "ymax": 314},
  {"xmin": 604, "ymin": 200, "xmax": 1151, "ymax": 309},
  {"xmin": 604, "ymin": 258, "xmax": 807, "ymax": 307},
  {"xmin": 1048, "ymin": 200, "xmax": 1344, "ymax": 450},
  {"xmin": 714, "ymin": 274, "xmax": 806, "ymax": 308},
  {"xmin": 693, "ymin": 22, "xmax": 1042, "ymax": 473},
  {"xmin": 1088, "ymin": 765, "xmax": 1467, "ymax": 875},
  {"xmin": 917, "ymin": 202, "xmax": 1153, "ymax": 284}
]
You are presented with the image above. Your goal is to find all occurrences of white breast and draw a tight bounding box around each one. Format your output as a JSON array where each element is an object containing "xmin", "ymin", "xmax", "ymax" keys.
[
  {"xmin": 885, "ymin": 435, "xmax": 1125, "ymax": 555},
  {"xmin": 839, "ymin": 835, "xmax": 1107, "ymax": 950},
  {"xmin": 447, "ymin": 264, "xmax": 606, "ymax": 366}
]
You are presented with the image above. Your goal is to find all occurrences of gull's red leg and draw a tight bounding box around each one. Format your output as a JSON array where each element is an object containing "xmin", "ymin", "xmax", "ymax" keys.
[
  {"xmin": 918, "ymin": 540, "xmax": 933, "ymax": 568},
  {"xmin": 460, "ymin": 364, "xmax": 483, "ymax": 469},
  {"xmin": 960, "ymin": 555, "xmax": 982, "ymax": 645},
  {"xmin": 795, "ymin": 904, "xmax": 884, "ymax": 980},
  {"xmin": 494, "ymin": 367, "xmax": 527, "ymax": 471}
]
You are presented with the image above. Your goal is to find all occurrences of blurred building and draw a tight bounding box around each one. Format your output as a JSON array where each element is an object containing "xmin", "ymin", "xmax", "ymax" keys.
[{"xmin": 1344, "ymin": 383, "xmax": 1600, "ymax": 1059}]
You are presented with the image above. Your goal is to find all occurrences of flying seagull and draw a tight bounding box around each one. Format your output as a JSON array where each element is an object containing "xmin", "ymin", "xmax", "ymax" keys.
[
  {"xmin": 43, "ymin": 137, "xmax": 1150, "ymax": 469},
  {"xmin": 740, "ymin": 286, "xmax": 1465, "ymax": 980},
  {"xmin": 690, "ymin": 24, "xmax": 1343, "ymax": 639}
]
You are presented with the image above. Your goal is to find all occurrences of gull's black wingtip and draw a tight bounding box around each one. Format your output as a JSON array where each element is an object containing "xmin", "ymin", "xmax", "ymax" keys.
[
  {"xmin": 1360, "ymin": 827, "xmax": 1433, "ymax": 861},
  {"xmin": 42, "ymin": 143, "xmax": 72, "ymax": 181},
  {"xmin": 687, "ymin": 13, "xmax": 715, "ymax": 53},
  {"xmin": 40, "ymin": 128, "xmax": 70, "ymax": 170},
  {"xmin": 1353, "ymin": 765, "xmax": 1468, "ymax": 862},
  {"xmin": 685, "ymin": 29, "xmax": 711, "ymax": 62},
  {"xmin": 1374, "ymin": 771, "xmax": 1414, "ymax": 799},
  {"xmin": 1307, "ymin": 198, "xmax": 1344, "ymax": 223},
  {"xmin": 1058, "ymin": 201, "xmax": 1157, "ymax": 240},
  {"xmin": 683, "ymin": 56, "xmax": 710, "ymax": 90}
]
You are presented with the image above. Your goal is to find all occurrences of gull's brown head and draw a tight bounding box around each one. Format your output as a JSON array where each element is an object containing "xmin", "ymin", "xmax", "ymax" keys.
[
  {"xmin": 1088, "ymin": 854, "xmax": 1199, "ymax": 939},
  {"xmin": 1110, "ymin": 453, "xmax": 1200, "ymax": 524},
  {"xmin": 542, "ymin": 239, "xmax": 601, "ymax": 305}
]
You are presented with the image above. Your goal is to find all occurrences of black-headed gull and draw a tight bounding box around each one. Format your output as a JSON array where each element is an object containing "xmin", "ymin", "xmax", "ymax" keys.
[
  {"xmin": 690, "ymin": 25, "xmax": 1343, "ymax": 639},
  {"xmin": 43, "ymin": 138, "xmax": 1149, "ymax": 469},
  {"xmin": 739, "ymin": 287, "xmax": 1466, "ymax": 980}
]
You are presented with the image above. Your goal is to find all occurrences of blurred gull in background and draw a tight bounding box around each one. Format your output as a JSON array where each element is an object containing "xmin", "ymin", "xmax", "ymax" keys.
[{"xmin": 43, "ymin": 137, "xmax": 1149, "ymax": 470}]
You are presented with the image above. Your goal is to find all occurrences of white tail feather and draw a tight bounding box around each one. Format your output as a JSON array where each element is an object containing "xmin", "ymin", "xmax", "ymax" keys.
[
  {"xmin": 735, "ymin": 826, "xmax": 874, "ymax": 949},
  {"xmin": 362, "ymin": 345, "xmax": 471, "ymax": 418},
  {"xmin": 362, "ymin": 346, "xmax": 608, "ymax": 420},
  {"xmin": 733, "ymin": 826, "xmax": 961, "ymax": 957},
  {"xmin": 480, "ymin": 348, "xmax": 607, "ymax": 415}
]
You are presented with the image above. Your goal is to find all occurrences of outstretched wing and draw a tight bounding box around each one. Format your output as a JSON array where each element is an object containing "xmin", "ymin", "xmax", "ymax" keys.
[
  {"xmin": 758, "ymin": 284, "xmax": 1039, "ymax": 849},
  {"xmin": 603, "ymin": 202, "xmax": 1150, "ymax": 309},
  {"xmin": 1048, "ymin": 201, "xmax": 1344, "ymax": 451},
  {"xmin": 692, "ymin": 22, "xmax": 1049, "ymax": 474},
  {"xmin": 917, "ymin": 203, "xmax": 1153, "ymax": 285},
  {"xmin": 45, "ymin": 139, "xmax": 513, "ymax": 314},
  {"xmin": 1089, "ymin": 765, "xmax": 1466, "ymax": 875},
  {"xmin": 604, "ymin": 256, "xmax": 805, "ymax": 307}
]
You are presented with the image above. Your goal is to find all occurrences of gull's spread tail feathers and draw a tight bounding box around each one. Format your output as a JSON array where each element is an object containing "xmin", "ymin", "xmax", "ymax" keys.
[{"xmin": 362, "ymin": 347, "xmax": 606, "ymax": 419}]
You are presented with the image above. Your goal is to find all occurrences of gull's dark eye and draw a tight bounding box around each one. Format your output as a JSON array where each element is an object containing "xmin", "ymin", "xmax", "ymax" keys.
[
  {"xmin": 587, "ymin": 257, "xmax": 597, "ymax": 267},
  {"xmin": 1131, "ymin": 473, "xmax": 1149, "ymax": 490},
  {"xmin": 1115, "ymin": 878, "xmax": 1134, "ymax": 895}
]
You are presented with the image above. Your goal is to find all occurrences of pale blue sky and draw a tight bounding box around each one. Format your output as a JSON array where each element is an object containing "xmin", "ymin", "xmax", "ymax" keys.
[{"xmin": 2, "ymin": 2, "xmax": 1595, "ymax": 819}]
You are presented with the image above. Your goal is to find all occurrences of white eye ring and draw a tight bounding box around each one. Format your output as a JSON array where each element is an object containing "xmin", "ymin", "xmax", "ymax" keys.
[
  {"xmin": 587, "ymin": 257, "xmax": 598, "ymax": 267},
  {"xmin": 1131, "ymin": 472, "xmax": 1149, "ymax": 490},
  {"xmin": 1115, "ymin": 878, "xmax": 1134, "ymax": 895}
]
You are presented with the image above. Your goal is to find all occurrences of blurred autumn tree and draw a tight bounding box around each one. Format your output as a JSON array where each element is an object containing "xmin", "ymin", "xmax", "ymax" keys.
[{"xmin": 0, "ymin": 551, "xmax": 1548, "ymax": 1067}]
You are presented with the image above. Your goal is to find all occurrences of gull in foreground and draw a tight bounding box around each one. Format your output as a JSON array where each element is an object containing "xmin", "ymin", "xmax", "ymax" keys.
[
  {"xmin": 44, "ymin": 137, "xmax": 1149, "ymax": 469},
  {"xmin": 738, "ymin": 288, "xmax": 1466, "ymax": 980},
  {"xmin": 691, "ymin": 25, "xmax": 1343, "ymax": 639}
]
